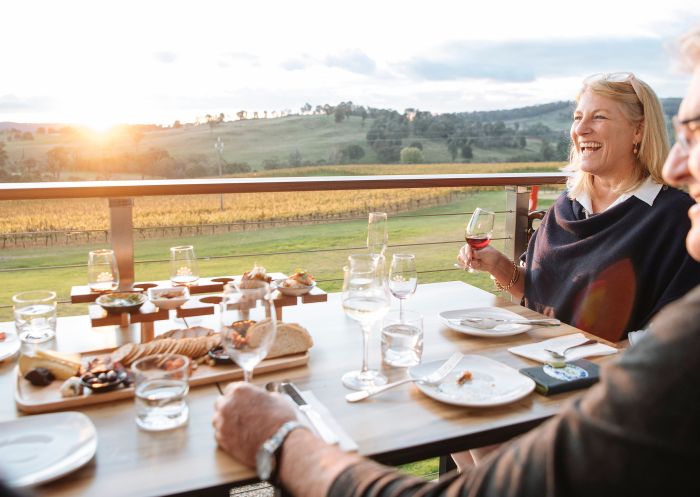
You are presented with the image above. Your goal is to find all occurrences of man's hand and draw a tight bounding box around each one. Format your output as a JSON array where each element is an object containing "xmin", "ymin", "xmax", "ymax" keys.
[{"xmin": 212, "ymin": 382, "xmax": 297, "ymax": 467}]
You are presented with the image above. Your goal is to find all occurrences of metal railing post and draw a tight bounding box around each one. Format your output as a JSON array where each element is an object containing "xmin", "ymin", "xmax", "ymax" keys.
[
  {"xmin": 109, "ymin": 198, "xmax": 135, "ymax": 290},
  {"xmin": 504, "ymin": 186, "xmax": 530, "ymax": 301}
]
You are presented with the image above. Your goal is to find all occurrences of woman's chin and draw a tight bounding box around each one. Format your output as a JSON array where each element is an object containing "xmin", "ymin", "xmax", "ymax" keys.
[{"xmin": 686, "ymin": 229, "xmax": 700, "ymax": 262}]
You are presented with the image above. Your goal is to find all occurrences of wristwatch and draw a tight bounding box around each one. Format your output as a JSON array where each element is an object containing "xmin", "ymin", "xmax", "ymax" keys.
[{"xmin": 256, "ymin": 420, "xmax": 306, "ymax": 483}]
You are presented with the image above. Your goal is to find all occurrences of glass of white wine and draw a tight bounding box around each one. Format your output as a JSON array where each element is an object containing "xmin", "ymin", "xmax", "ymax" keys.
[
  {"xmin": 170, "ymin": 245, "xmax": 199, "ymax": 286},
  {"xmin": 341, "ymin": 254, "xmax": 390, "ymax": 390},
  {"xmin": 388, "ymin": 254, "xmax": 417, "ymax": 321},
  {"xmin": 367, "ymin": 212, "xmax": 388, "ymax": 258},
  {"xmin": 220, "ymin": 281, "xmax": 276, "ymax": 382}
]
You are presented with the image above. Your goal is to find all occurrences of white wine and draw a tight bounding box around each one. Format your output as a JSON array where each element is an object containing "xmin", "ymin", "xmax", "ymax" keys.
[{"xmin": 343, "ymin": 296, "xmax": 389, "ymax": 324}]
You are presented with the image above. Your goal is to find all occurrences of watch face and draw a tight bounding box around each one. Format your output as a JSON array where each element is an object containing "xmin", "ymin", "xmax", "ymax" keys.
[{"xmin": 256, "ymin": 445, "xmax": 274, "ymax": 481}]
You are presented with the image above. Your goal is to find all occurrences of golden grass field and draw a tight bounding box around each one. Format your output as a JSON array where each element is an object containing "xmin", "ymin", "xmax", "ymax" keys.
[{"xmin": 0, "ymin": 162, "xmax": 563, "ymax": 233}]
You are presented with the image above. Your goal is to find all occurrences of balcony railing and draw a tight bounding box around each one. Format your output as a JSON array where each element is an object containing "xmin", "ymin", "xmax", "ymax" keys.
[{"xmin": 0, "ymin": 173, "xmax": 568, "ymax": 314}]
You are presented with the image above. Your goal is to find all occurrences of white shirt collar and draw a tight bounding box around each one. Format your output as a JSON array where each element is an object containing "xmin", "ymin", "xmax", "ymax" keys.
[{"xmin": 576, "ymin": 176, "xmax": 663, "ymax": 216}]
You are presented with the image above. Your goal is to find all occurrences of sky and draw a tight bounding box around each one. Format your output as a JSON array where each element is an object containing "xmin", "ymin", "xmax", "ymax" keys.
[{"xmin": 1, "ymin": 0, "xmax": 699, "ymax": 128}]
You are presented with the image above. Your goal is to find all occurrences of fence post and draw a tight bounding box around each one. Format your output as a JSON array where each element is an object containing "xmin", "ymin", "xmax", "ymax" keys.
[
  {"xmin": 109, "ymin": 198, "xmax": 135, "ymax": 290},
  {"xmin": 503, "ymin": 186, "xmax": 530, "ymax": 301}
]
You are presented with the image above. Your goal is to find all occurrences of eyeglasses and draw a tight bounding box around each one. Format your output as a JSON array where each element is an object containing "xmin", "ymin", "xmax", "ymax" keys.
[
  {"xmin": 583, "ymin": 72, "xmax": 636, "ymax": 84},
  {"xmin": 673, "ymin": 114, "xmax": 700, "ymax": 152}
]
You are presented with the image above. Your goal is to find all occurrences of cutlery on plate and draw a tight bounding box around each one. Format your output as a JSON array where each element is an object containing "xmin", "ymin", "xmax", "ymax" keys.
[
  {"xmin": 544, "ymin": 339, "xmax": 598, "ymax": 359},
  {"xmin": 281, "ymin": 382, "xmax": 339, "ymax": 445},
  {"xmin": 456, "ymin": 317, "xmax": 561, "ymax": 329},
  {"xmin": 345, "ymin": 351, "xmax": 463, "ymax": 403}
]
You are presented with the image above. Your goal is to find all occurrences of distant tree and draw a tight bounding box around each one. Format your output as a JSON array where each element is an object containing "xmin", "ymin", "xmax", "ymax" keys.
[
  {"xmin": 461, "ymin": 144, "xmax": 473, "ymax": 160},
  {"xmin": 37, "ymin": 127, "xmax": 46, "ymax": 135},
  {"xmin": 339, "ymin": 144, "xmax": 365, "ymax": 163},
  {"xmin": 288, "ymin": 149, "xmax": 303, "ymax": 167},
  {"xmin": 21, "ymin": 131, "xmax": 34, "ymax": 140},
  {"xmin": 315, "ymin": 105, "xmax": 323, "ymax": 115},
  {"xmin": 540, "ymin": 139, "xmax": 557, "ymax": 161},
  {"xmin": 236, "ymin": 110, "xmax": 247, "ymax": 120},
  {"xmin": 400, "ymin": 147, "xmax": 424, "ymax": 164},
  {"xmin": 173, "ymin": 120, "xmax": 182, "ymax": 129},
  {"xmin": 334, "ymin": 106, "xmax": 346, "ymax": 123},
  {"xmin": 409, "ymin": 141, "xmax": 423, "ymax": 150},
  {"xmin": 518, "ymin": 136, "xmax": 527, "ymax": 148},
  {"xmin": 556, "ymin": 136, "xmax": 570, "ymax": 160},
  {"xmin": 224, "ymin": 161, "xmax": 252, "ymax": 174},
  {"xmin": 19, "ymin": 157, "xmax": 39, "ymax": 180},
  {"xmin": 301, "ymin": 103, "xmax": 312, "ymax": 114},
  {"xmin": 205, "ymin": 113, "xmax": 225, "ymax": 133},
  {"xmin": 46, "ymin": 146, "xmax": 71, "ymax": 180},
  {"xmin": 0, "ymin": 142, "xmax": 8, "ymax": 171},
  {"xmin": 263, "ymin": 158, "xmax": 283, "ymax": 170}
]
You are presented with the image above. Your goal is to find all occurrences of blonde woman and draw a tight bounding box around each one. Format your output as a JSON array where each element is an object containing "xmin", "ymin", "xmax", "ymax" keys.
[{"xmin": 459, "ymin": 72, "xmax": 700, "ymax": 342}]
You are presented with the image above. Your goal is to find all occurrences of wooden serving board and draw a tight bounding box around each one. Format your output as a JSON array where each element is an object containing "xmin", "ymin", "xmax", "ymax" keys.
[{"xmin": 14, "ymin": 351, "xmax": 309, "ymax": 414}]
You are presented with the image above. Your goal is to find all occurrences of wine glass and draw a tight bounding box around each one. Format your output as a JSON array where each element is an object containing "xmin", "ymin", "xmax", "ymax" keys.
[
  {"xmin": 220, "ymin": 281, "xmax": 276, "ymax": 382},
  {"xmin": 341, "ymin": 254, "xmax": 390, "ymax": 390},
  {"xmin": 170, "ymin": 245, "xmax": 199, "ymax": 286},
  {"xmin": 88, "ymin": 249, "xmax": 119, "ymax": 292},
  {"xmin": 464, "ymin": 208, "xmax": 495, "ymax": 273},
  {"xmin": 367, "ymin": 212, "xmax": 388, "ymax": 258},
  {"xmin": 388, "ymin": 254, "xmax": 417, "ymax": 321}
]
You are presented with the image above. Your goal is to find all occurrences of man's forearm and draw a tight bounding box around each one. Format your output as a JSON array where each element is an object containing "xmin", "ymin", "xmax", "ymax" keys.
[{"xmin": 278, "ymin": 429, "xmax": 362, "ymax": 497}]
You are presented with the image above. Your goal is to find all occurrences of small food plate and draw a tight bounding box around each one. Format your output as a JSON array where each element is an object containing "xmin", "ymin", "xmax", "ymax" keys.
[
  {"xmin": 148, "ymin": 286, "xmax": 190, "ymax": 310},
  {"xmin": 438, "ymin": 307, "xmax": 531, "ymax": 337},
  {"xmin": 0, "ymin": 411, "xmax": 97, "ymax": 487},
  {"xmin": 96, "ymin": 292, "xmax": 146, "ymax": 314},
  {"xmin": 0, "ymin": 331, "xmax": 21, "ymax": 362},
  {"xmin": 272, "ymin": 278, "xmax": 316, "ymax": 297},
  {"xmin": 409, "ymin": 355, "xmax": 535, "ymax": 407}
]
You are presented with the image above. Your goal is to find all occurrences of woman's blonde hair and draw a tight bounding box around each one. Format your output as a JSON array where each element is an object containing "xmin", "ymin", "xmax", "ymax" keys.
[{"xmin": 566, "ymin": 74, "xmax": 670, "ymax": 199}]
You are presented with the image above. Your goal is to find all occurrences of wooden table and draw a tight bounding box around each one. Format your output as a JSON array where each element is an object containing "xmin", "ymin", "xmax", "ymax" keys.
[{"xmin": 0, "ymin": 281, "xmax": 618, "ymax": 497}]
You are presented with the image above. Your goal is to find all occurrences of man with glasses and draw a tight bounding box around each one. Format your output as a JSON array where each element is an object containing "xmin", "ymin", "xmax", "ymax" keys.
[{"xmin": 213, "ymin": 28, "xmax": 700, "ymax": 497}]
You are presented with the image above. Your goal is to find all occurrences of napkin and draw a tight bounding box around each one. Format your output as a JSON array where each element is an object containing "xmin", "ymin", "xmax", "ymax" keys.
[
  {"xmin": 297, "ymin": 391, "xmax": 358, "ymax": 452},
  {"xmin": 508, "ymin": 333, "xmax": 618, "ymax": 363}
]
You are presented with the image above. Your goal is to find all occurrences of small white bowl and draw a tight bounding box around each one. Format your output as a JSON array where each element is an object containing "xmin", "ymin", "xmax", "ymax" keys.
[
  {"xmin": 148, "ymin": 287, "xmax": 190, "ymax": 310},
  {"xmin": 272, "ymin": 279, "xmax": 316, "ymax": 297}
]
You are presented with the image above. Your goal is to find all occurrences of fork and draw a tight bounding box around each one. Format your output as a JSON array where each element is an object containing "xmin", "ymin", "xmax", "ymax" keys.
[
  {"xmin": 457, "ymin": 317, "xmax": 561, "ymax": 329},
  {"xmin": 345, "ymin": 352, "xmax": 463, "ymax": 402},
  {"xmin": 544, "ymin": 339, "xmax": 598, "ymax": 359}
]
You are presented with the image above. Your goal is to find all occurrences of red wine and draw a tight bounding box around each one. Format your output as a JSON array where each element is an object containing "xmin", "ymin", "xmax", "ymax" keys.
[{"xmin": 466, "ymin": 235, "xmax": 490, "ymax": 250}]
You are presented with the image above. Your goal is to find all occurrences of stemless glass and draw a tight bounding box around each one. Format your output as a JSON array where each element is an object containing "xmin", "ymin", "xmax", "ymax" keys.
[
  {"xmin": 465, "ymin": 208, "xmax": 495, "ymax": 273},
  {"xmin": 220, "ymin": 281, "xmax": 276, "ymax": 382},
  {"xmin": 88, "ymin": 249, "xmax": 119, "ymax": 292},
  {"xmin": 341, "ymin": 254, "xmax": 390, "ymax": 390},
  {"xmin": 13, "ymin": 290, "xmax": 57, "ymax": 348},
  {"xmin": 388, "ymin": 254, "xmax": 417, "ymax": 321},
  {"xmin": 367, "ymin": 212, "xmax": 388, "ymax": 258},
  {"xmin": 170, "ymin": 245, "xmax": 199, "ymax": 286}
]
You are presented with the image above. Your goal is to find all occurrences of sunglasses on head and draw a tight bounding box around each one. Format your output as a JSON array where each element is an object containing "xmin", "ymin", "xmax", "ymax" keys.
[{"xmin": 583, "ymin": 72, "xmax": 636, "ymax": 84}]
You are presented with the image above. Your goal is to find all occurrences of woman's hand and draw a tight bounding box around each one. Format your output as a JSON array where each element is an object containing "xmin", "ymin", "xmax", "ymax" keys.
[
  {"xmin": 457, "ymin": 244, "xmax": 504, "ymax": 273},
  {"xmin": 212, "ymin": 382, "xmax": 298, "ymax": 467}
]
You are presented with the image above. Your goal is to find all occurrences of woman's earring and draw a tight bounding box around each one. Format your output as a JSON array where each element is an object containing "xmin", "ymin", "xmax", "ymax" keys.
[{"xmin": 633, "ymin": 142, "xmax": 640, "ymax": 155}]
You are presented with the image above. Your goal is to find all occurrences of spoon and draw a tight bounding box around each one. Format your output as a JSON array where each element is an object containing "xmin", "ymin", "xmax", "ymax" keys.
[{"xmin": 457, "ymin": 317, "xmax": 561, "ymax": 329}]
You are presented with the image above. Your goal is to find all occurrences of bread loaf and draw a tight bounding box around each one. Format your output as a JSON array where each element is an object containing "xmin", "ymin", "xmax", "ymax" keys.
[
  {"xmin": 19, "ymin": 350, "xmax": 82, "ymax": 380},
  {"xmin": 267, "ymin": 322, "xmax": 313, "ymax": 358}
]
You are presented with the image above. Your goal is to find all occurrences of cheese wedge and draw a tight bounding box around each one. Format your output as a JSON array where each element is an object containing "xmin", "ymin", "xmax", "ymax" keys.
[{"xmin": 19, "ymin": 350, "xmax": 82, "ymax": 380}]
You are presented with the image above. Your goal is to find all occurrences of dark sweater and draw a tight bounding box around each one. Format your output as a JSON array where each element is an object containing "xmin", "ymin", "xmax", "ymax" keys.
[
  {"xmin": 523, "ymin": 187, "xmax": 700, "ymax": 341},
  {"xmin": 327, "ymin": 285, "xmax": 700, "ymax": 497}
]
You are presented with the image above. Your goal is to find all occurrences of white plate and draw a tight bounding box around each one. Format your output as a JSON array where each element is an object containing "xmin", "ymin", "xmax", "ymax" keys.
[
  {"xmin": 272, "ymin": 279, "xmax": 316, "ymax": 297},
  {"xmin": 438, "ymin": 307, "xmax": 531, "ymax": 337},
  {"xmin": 0, "ymin": 332, "xmax": 21, "ymax": 362},
  {"xmin": 409, "ymin": 355, "xmax": 535, "ymax": 407},
  {"xmin": 0, "ymin": 411, "xmax": 97, "ymax": 487}
]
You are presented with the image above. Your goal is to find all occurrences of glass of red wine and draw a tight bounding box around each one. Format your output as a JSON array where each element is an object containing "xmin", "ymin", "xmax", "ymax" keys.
[{"xmin": 464, "ymin": 208, "xmax": 495, "ymax": 273}]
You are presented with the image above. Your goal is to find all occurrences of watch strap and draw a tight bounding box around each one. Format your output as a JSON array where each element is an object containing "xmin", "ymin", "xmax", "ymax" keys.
[{"xmin": 258, "ymin": 420, "xmax": 306, "ymax": 483}]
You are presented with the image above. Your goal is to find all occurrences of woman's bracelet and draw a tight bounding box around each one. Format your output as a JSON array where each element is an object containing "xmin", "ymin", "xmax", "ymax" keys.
[{"xmin": 491, "ymin": 260, "xmax": 520, "ymax": 292}]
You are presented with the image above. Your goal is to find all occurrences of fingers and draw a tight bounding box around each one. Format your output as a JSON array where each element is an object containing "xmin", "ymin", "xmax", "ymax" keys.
[{"xmin": 457, "ymin": 244, "xmax": 472, "ymax": 269}]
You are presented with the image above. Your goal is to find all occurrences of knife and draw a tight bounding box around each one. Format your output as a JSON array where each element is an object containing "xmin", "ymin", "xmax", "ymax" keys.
[{"xmin": 281, "ymin": 382, "xmax": 339, "ymax": 445}]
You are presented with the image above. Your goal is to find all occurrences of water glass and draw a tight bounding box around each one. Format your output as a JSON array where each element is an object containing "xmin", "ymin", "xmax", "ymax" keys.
[
  {"xmin": 132, "ymin": 354, "xmax": 190, "ymax": 431},
  {"xmin": 388, "ymin": 254, "xmax": 417, "ymax": 320},
  {"xmin": 13, "ymin": 291, "xmax": 57, "ymax": 348},
  {"xmin": 170, "ymin": 245, "xmax": 199, "ymax": 286},
  {"xmin": 88, "ymin": 249, "xmax": 119, "ymax": 292},
  {"xmin": 381, "ymin": 310, "xmax": 423, "ymax": 367}
]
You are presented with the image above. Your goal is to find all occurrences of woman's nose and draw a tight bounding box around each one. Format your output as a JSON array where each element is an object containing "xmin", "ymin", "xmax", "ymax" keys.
[
  {"xmin": 662, "ymin": 143, "xmax": 691, "ymax": 186},
  {"xmin": 573, "ymin": 118, "xmax": 591, "ymax": 136}
]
